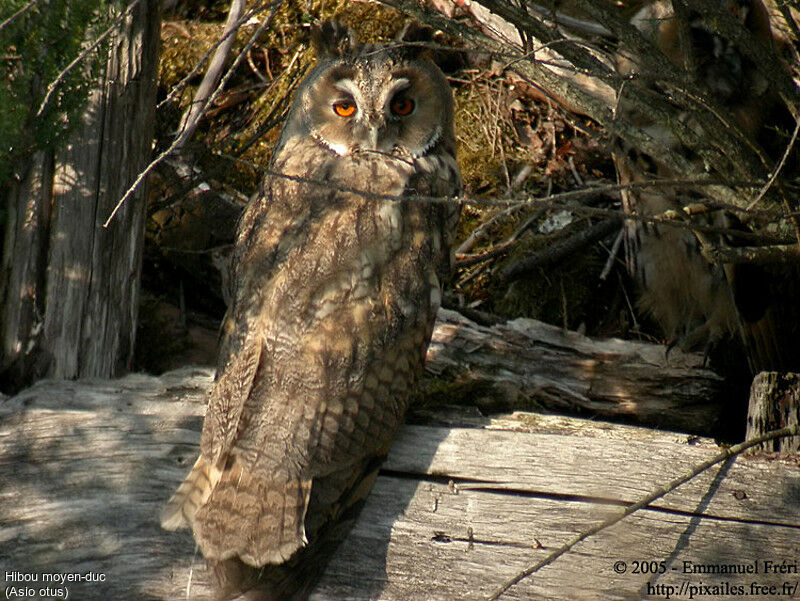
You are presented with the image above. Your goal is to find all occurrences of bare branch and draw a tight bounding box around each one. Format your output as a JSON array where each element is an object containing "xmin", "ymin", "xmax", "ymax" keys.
[
  {"xmin": 103, "ymin": 0, "xmax": 283, "ymax": 227},
  {"xmin": 175, "ymin": 0, "xmax": 247, "ymax": 149},
  {"xmin": 599, "ymin": 226, "xmax": 624, "ymax": 280},
  {"xmin": 157, "ymin": 0, "xmax": 278, "ymax": 110},
  {"xmin": 748, "ymin": 114, "xmax": 800, "ymax": 209},
  {"xmin": 498, "ymin": 216, "xmax": 622, "ymax": 281},
  {"xmin": 701, "ymin": 243, "xmax": 800, "ymax": 265},
  {"xmin": 455, "ymin": 203, "xmax": 527, "ymax": 255},
  {"xmin": 35, "ymin": 0, "xmax": 142, "ymax": 120},
  {"xmin": 0, "ymin": 0, "xmax": 37, "ymax": 33},
  {"xmin": 486, "ymin": 423, "xmax": 800, "ymax": 600},
  {"xmin": 526, "ymin": 2, "xmax": 611, "ymax": 38}
]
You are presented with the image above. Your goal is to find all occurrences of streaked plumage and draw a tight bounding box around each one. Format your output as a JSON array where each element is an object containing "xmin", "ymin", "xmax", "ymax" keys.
[{"xmin": 161, "ymin": 21, "xmax": 460, "ymax": 599}]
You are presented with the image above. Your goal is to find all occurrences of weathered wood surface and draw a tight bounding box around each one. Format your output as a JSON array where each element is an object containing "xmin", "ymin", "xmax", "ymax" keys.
[
  {"xmin": 2, "ymin": 370, "xmax": 800, "ymax": 601},
  {"xmin": 747, "ymin": 372, "xmax": 800, "ymax": 454},
  {"xmin": 428, "ymin": 309, "xmax": 726, "ymax": 434},
  {"xmin": 0, "ymin": 0, "xmax": 161, "ymax": 390},
  {"xmin": 0, "ymin": 150, "xmax": 55, "ymax": 388}
]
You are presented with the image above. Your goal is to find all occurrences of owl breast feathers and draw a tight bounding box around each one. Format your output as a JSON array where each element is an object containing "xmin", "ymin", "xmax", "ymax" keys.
[{"xmin": 161, "ymin": 20, "xmax": 461, "ymax": 600}]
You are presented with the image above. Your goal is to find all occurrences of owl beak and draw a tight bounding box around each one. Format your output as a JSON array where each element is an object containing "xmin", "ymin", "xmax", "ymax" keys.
[
  {"xmin": 366, "ymin": 125, "xmax": 380, "ymax": 151},
  {"xmin": 359, "ymin": 112, "xmax": 386, "ymax": 152},
  {"xmin": 367, "ymin": 125, "xmax": 378, "ymax": 150}
]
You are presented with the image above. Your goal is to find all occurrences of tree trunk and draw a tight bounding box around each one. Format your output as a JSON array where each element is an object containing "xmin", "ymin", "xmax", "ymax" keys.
[
  {"xmin": 0, "ymin": 0, "xmax": 161, "ymax": 392},
  {"xmin": 746, "ymin": 371, "xmax": 800, "ymax": 454}
]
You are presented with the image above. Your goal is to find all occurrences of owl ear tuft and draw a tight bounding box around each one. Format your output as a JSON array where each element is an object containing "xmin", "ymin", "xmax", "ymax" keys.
[
  {"xmin": 396, "ymin": 21, "xmax": 435, "ymax": 58},
  {"xmin": 397, "ymin": 21, "xmax": 464, "ymax": 73},
  {"xmin": 311, "ymin": 20, "xmax": 361, "ymax": 59}
]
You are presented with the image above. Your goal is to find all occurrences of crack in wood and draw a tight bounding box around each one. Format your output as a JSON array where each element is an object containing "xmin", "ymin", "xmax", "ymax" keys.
[{"xmin": 380, "ymin": 469, "xmax": 800, "ymax": 530}]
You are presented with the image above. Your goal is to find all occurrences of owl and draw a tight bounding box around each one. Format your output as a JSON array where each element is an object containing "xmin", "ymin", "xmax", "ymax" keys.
[
  {"xmin": 615, "ymin": 0, "xmax": 800, "ymax": 372},
  {"xmin": 160, "ymin": 21, "xmax": 461, "ymax": 600}
]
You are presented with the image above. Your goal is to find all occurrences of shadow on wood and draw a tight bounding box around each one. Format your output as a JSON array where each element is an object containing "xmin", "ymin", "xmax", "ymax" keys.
[
  {"xmin": 2, "ymin": 368, "xmax": 800, "ymax": 600},
  {"xmin": 0, "ymin": 369, "xmax": 446, "ymax": 600}
]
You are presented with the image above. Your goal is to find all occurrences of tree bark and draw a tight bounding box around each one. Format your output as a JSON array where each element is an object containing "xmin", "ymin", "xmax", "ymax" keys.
[
  {"xmin": 0, "ymin": 0, "xmax": 161, "ymax": 392},
  {"xmin": 746, "ymin": 371, "xmax": 800, "ymax": 453}
]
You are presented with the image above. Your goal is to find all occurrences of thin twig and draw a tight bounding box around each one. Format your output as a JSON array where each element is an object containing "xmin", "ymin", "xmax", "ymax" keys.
[
  {"xmin": 210, "ymin": 153, "xmax": 800, "ymax": 247},
  {"xmin": 455, "ymin": 205, "xmax": 547, "ymax": 268},
  {"xmin": 218, "ymin": 154, "xmax": 788, "ymax": 231},
  {"xmin": 146, "ymin": 87, "xmax": 290, "ymax": 215},
  {"xmin": 526, "ymin": 1, "xmax": 611, "ymax": 37},
  {"xmin": 747, "ymin": 115, "xmax": 800, "ymax": 210},
  {"xmin": 455, "ymin": 203, "xmax": 525, "ymax": 255},
  {"xmin": 599, "ymin": 225, "xmax": 624, "ymax": 280},
  {"xmin": 35, "ymin": 0, "xmax": 142, "ymax": 119},
  {"xmin": 0, "ymin": 0, "xmax": 37, "ymax": 33},
  {"xmin": 103, "ymin": 0, "xmax": 283, "ymax": 227},
  {"xmin": 486, "ymin": 423, "xmax": 800, "ymax": 600},
  {"xmin": 246, "ymin": 47, "xmax": 268, "ymax": 82},
  {"xmin": 499, "ymin": 216, "xmax": 621, "ymax": 281}
]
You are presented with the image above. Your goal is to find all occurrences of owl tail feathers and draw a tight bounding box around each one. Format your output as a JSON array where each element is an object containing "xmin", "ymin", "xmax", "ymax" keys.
[
  {"xmin": 210, "ymin": 558, "xmax": 309, "ymax": 601},
  {"xmin": 207, "ymin": 455, "xmax": 388, "ymax": 601},
  {"xmin": 160, "ymin": 455, "xmax": 221, "ymax": 531},
  {"xmin": 193, "ymin": 465, "xmax": 313, "ymax": 567}
]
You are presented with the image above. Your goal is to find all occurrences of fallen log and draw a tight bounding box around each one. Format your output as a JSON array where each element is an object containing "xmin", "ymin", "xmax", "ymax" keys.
[
  {"xmin": 136, "ymin": 307, "xmax": 726, "ymax": 434},
  {"xmin": 425, "ymin": 309, "xmax": 726, "ymax": 434}
]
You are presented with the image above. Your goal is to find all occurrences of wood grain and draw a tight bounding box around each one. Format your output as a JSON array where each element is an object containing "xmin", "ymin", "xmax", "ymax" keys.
[
  {"xmin": 2, "ymin": 369, "xmax": 798, "ymax": 601},
  {"xmin": 428, "ymin": 309, "xmax": 726, "ymax": 434},
  {"xmin": 0, "ymin": 0, "xmax": 161, "ymax": 388}
]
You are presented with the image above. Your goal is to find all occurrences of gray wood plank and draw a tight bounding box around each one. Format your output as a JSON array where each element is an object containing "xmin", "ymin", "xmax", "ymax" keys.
[{"xmin": 2, "ymin": 371, "xmax": 799, "ymax": 601}]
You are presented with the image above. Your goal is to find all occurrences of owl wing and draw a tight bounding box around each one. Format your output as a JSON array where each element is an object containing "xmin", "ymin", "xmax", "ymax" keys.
[{"xmin": 163, "ymin": 150, "xmax": 460, "ymax": 571}]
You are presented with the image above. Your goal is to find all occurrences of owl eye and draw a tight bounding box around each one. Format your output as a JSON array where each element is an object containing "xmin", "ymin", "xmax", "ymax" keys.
[
  {"xmin": 333, "ymin": 101, "xmax": 356, "ymax": 117},
  {"xmin": 390, "ymin": 97, "xmax": 415, "ymax": 116}
]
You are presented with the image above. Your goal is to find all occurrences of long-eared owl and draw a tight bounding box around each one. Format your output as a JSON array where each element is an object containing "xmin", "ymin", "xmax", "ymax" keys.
[
  {"xmin": 161, "ymin": 21, "xmax": 461, "ymax": 600},
  {"xmin": 615, "ymin": 0, "xmax": 800, "ymax": 373}
]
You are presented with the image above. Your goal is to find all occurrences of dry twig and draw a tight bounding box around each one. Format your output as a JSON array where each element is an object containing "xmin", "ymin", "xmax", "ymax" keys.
[
  {"xmin": 0, "ymin": 0, "xmax": 36, "ymax": 33},
  {"xmin": 104, "ymin": 0, "xmax": 283, "ymax": 227},
  {"xmin": 176, "ymin": 0, "xmax": 246, "ymax": 143},
  {"xmin": 486, "ymin": 424, "xmax": 800, "ymax": 600}
]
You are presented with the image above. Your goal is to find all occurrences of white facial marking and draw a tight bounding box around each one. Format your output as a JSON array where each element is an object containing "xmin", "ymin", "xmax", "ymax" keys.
[
  {"xmin": 381, "ymin": 78, "xmax": 411, "ymax": 113},
  {"xmin": 334, "ymin": 79, "xmax": 363, "ymax": 107},
  {"xmin": 315, "ymin": 134, "xmax": 350, "ymax": 156},
  {"xmin": 412, "ymin": 124, "xmax": 442, "ymax": 158}
]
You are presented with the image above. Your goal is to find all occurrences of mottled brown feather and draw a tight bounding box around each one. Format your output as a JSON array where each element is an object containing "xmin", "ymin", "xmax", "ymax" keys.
[{"xmin": 161, "ymin": 21, "xmax": 461, "ymax": 601}]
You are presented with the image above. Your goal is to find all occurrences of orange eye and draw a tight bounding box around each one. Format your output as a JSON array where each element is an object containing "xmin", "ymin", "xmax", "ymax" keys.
[
  {"xmin": 391, "ymin": 97, "xmax": 415, "ymax": 116},
  {"xmin": 333, "ymin": 101, "xmax": 356, "ymax": 117}
]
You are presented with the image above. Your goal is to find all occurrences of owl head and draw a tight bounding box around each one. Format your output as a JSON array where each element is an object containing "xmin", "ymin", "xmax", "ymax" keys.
[{"xmin": 278, "ymin": 21, "xmax": 455, "ymax": 158}]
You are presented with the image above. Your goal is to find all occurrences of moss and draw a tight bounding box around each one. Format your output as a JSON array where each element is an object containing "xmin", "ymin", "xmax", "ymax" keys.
[{"xmin": 332, "ymin": 2, "xmax": 406, "ymax": 41}]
